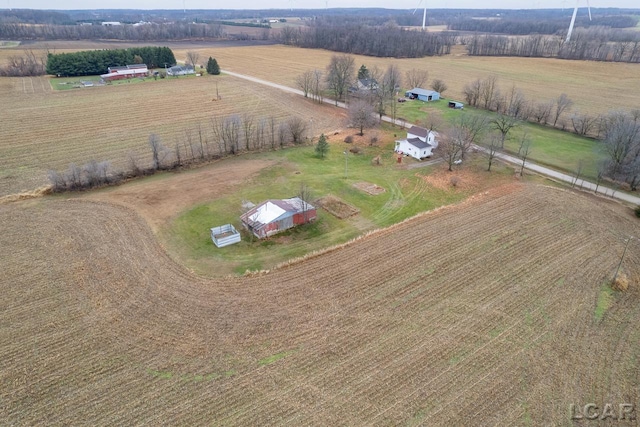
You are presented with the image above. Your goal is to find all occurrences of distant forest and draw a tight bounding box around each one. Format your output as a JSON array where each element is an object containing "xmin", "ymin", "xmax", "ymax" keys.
[
  {"xmin": 277, "ymin": 24, "xmax": 457, "ymax": 58},
  {"xmin": 1, "ymin": 7, "xmax": 640, "ymax": 62}
]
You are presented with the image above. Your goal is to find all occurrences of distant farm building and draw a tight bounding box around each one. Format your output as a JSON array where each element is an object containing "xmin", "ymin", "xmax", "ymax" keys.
[
  {"xmin": 101, "ymin": 21, "xmax": 122, "ymax": 26},
  {"xmin": 395, "ymin": 125, "xmax": 439, "ymax": 161},
  {"xmin": 240, "ymin": 197, "xmax": 317, "ymax": 239},
  {"xmin": 210, "ymin": 224, "xmax": 241, "ymax": 248},
  {"xmin": 100, "ymin": 64, "xmax": 148, "ymax": 81},
  {"xmin": 167, "ymin": 65, "xmax": 195, "ymax": 76},
  {"xmin": 448, "ymin": 101, "xmax": 464, "ymax": 109},
  {"xmin": 405, "ymin": 88, "xmax": 440, "ymax": 102}
]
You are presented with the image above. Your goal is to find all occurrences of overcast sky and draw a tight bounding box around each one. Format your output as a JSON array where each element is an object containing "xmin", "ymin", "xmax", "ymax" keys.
[{"xmin": 8, "ymin": 0, "xmax": 639, "ymax": 11}]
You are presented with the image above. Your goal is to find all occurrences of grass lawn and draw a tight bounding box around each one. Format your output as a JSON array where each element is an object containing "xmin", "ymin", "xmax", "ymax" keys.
[
  {"xmin": 0, "ymin": 41, "xmax": 20, "ymax": 48},
  {"xmin": 49, "ymin": 69, "xmax": 205, "ymax": 91},
  {"xmin": 163, "ymin": 126, "xmax": 517, "ymax": 276},
  {"xmin": 396, "ymin": 98, "xmax": 604, "ymax": 179}
]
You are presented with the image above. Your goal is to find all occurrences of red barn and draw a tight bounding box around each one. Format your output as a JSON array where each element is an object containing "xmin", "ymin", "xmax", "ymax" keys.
[
  {"xmin": 100, "ymin": 64, "xmax": 148, "ymax": 82},
  {"xmin": 240, "ymin": 197, "xmax": 317, "ymax": 239}
]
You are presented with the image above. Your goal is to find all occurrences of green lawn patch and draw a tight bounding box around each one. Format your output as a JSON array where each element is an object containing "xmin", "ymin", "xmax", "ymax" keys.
[
  {"xmin": 595, "ymin": 283, "xmax": 615, "ymax": 322},
  {"xmin": 0, "ymin": 41, "xmax": 20, "ymax": 48},
  {"xmin": 397, "ymin": 98, "xmax": 604, "ymax": 180},
  {"xmin": 258, "ymin": 350, "xmax": 295, "ymax": 366},
  {"xmin": 162, "ymin": 125, "xmax": 518, "ymax": 276}
]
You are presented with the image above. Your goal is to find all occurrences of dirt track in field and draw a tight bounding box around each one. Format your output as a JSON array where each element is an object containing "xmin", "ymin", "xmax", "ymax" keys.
[
  {"xmin": 84, "ymin": 157, "xmax": 277, "ymax": 231},
  {"xmin": 2, "ymin": 183, "xmax": 639, "ymax": 425}
]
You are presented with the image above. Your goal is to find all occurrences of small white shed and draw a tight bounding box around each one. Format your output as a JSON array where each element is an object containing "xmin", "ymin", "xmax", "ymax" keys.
[{"xmin": 210, "ymin": 224, "xmax": 241, "ymax": 248}]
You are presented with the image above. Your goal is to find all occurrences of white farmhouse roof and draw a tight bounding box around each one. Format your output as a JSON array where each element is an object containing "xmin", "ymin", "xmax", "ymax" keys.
[{"xmin": 248, "ymin": 201, "xmax": 286, "ymax": 224}]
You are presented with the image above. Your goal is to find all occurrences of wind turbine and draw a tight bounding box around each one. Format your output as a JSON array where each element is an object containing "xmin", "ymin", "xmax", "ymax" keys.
[
  {"xmin": 412, "ymin": 0, "xmax": 427, "ymax": 31},
  {"xmin": 565, "ymin": 0, "xmax": 592, "ymax": 43}
]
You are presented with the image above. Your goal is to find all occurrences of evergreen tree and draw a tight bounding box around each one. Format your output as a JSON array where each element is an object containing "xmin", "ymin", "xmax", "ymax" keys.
[
  {"xmin": 315, "ymin": 133, "xmax": 329, "ymax": 158},
  {"xmin": 207, "ymin": 57, "xmax": 220, "ymax": 75},
  {"xmin": 358, "ymin": 64, "xmax": 369, "ymax": 80}
]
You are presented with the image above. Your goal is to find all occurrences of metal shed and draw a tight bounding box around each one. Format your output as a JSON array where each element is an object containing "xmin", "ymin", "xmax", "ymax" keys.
[
  {"xmin": 210, "ymin": 224, "xmax": 241, "ymax": 248},
  {"xmin": 240, "ymin": 197, "xmax": 317, "ymax": 239},
  {"xmin": 405, "ymin": 88, "xmax": 440, "ymax": 102}
]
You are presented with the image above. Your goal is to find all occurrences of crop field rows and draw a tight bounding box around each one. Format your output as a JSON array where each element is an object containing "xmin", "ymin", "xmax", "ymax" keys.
[
  {"xmin": 0, "ymin": 73, "xmax": 344, "ymax": 195},
  {"xmin": 1, "ymin": 184, "xmax": 638, "ymax": 425}
]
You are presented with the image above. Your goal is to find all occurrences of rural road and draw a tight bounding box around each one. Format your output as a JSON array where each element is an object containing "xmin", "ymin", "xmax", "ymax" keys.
[
  {"xmin": 489, "ymin": 149, "xmax": 640, "ymax": 205},
  {"xmin": 223, "ymin": 70, "xmax": 640, "ymax": 206},
  {"xmin": 222, "ymin": 69, "xmax": 347, "ymax": 108}
]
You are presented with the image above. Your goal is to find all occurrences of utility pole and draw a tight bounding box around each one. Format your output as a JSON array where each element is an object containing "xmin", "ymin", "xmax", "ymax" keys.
[
  {"xmin": 343, "ymin": 150, "xmax": 348, "ymax": 179},
  {"xmin": 612, "ymin": 236, "xmax": 633, "ymax": 283}
]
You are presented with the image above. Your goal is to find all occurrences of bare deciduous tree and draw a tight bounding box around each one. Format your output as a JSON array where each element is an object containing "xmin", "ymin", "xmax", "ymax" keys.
[
  {"xmin": 298, "ymin": 182, "xmax": 313, "ymax": 223},
  {"xmin": 491, "ymin": 114, "xmax": 518, "ymax": 148},
  {"xmin": 222, "ymin": 115, "xmax": 241, "ymax": 154},
  {"xmin": 455, "ymin": 113, "xmax": 488, "ymax": 159},
  {"xmin": 326, "ymin": 54, "xmax": 355, "ymax": 105},
  {"xmin": 531, "ymin": 100, "xmax": 554, "ymax": 124},
  {"xmin": 519, "ymin": 139, "xmax": 532, "ymax": 176},
  {"xmin": 572, "ymin": 159, "xmax": 584, "ymax": 188},
  {"xmin": 405, "ymin": 68, "xmax": 429, "ymax": 89},
  {"xmin": 571, "ymin": 112, "xmax": 597, "ymax": 136},
  {"xmin": 438, "ymin": 134, "xmax": 462, "ymax": 172},
  {"xmin": 506, "ymin": 85, "xmax": 528, "ymax": 119},
  {"xmin": 463, "ymin": 78, "xmax": 482, "ymax": 107},
  {"xmin": 186, "ymin": 51, "xmax": 200, "ymax": 71},
  {"xmin": 287, "ymin": 116, "xmax": 308, "ymax": 144},
  {"xmin": 348, "ymin": 99, "xmax": 377, "ymax": 136},
  {"xmin": 311, "ymin": 69, "xmax": 324, "ymax": 103},
  {"xmin": 483, "ymin": 133, "xmax": 501, "ymax": 172},
  {"xmin": 552, "ymin": 93, "xmax": 573, "ymax": 127},
  {"xmin": 383, "ymin": 64, "xmax": 402, "ymax": 125},
  {"xmin": 242, "ymin": 113, "xmax": 255, "ymax": 151},
  {"xmin": 278, "ymin": 121, "xmax": 289, "ymax": 148},
  {"xmin": 296, "ymin": 70, "xmax": 314, "ymax": 98},
  {"xmin": 149, "ymin": 133, "xmax": 164, "ymax": 170},
  {"xmin": 431, "ymin": 79, "xmax": 448, "ymax": 96}
]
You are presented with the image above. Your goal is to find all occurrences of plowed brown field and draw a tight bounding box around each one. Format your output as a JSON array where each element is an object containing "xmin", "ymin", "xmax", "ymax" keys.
[{"xmin": 2, "ymin": 183, "xmax": 639, "ymax": 425}]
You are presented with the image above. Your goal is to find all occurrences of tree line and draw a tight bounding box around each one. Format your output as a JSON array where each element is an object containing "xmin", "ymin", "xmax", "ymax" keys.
[
  {"xmin": 465, "ymin": 29, "xmax": 640, "ymax": 63},
  {"xmin": 48, "ymin": 113, "xmax": 311, "ymax": 192},
  {"xmin": 449, "ymin": 15, "xmax": 638, "ymax": 35},
  {"xmin": 278, "ymin": 23, "xmax": 457, "ymax": 58},
  {"xmin": 46, "ymin": 47, "xmax": 176, "ymax": 77},
  {"xmin": 458, "ymin": 74, "xmax": 640, "ymax": 191},
  {"xmin": 0, "ymin": 22, "xmax": 224, "ymax": 41}
]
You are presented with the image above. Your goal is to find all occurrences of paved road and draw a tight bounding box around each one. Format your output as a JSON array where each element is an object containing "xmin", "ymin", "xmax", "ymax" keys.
[{"xmin": 223, "ymin": 69, "xmax": 640, "ymax": 206}]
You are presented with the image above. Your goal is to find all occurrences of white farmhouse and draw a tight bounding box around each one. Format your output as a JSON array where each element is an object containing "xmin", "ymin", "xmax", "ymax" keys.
[{"xmin": 394, "ymin": 126, "xmax": 439, "ymax": 161}]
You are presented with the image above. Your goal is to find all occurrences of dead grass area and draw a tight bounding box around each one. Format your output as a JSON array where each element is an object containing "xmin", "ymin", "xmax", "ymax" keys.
[
  {"xmin": 419, "ymin": 166, "xmax": 486, "ymax": 192},
  {"xmin": 353, "ymin": 181, "xmax": 386, "ymax": 195},
  {"xmin": 84, "ymin": 157, "xmax": 277, "ymax": 231},
  {"xmin": 315, "ymin": 194, "xmax": 360, "ymax": 219}
]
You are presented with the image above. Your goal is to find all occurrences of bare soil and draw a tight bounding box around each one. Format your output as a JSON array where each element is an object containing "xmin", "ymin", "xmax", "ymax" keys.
[
  {"xmin": 2, "ymin": 184, "xmax": 639, "ymax": 425},
  {"xmin": 316, "ymin": 195, "xmax": 360, "ymax": 219},
  {"xmin": 353, "ymin": 181, "xmax": 386, "ymax": 195}
]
